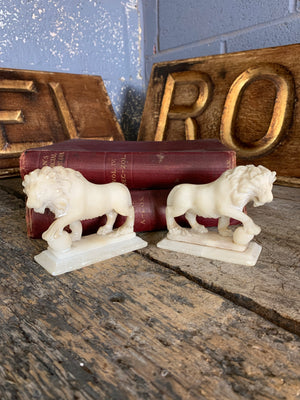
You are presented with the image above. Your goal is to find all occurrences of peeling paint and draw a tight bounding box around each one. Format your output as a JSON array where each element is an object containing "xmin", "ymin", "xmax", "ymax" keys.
[{"xmin": 0, "ymin": 0, "xmax": 145, "ymax": 139}]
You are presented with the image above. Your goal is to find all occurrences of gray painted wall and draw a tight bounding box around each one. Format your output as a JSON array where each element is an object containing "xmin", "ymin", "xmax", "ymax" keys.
[
  {"xmin": 0, "ymin": 1, "xmax": 299, "ymax": 139},
  {"xmin": 0, "ymin": 0, "xmax": 145, "ymax": 140},
  {"xmin": 143, "ymin": 0, "xmax": 300, "ymax": 83}
]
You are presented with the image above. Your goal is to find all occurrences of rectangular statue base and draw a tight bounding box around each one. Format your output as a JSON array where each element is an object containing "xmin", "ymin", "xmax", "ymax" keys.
[
  {"xmin": 167, "ymin": 230, "xmax": 248, "ymax": 252},
  {"xmin": 35, "ymin": 233, "xmax": 147, "ymax": 276},
  {"xmin": 157, "ymin": 237, "xmax": 262, "ymax": 266}
]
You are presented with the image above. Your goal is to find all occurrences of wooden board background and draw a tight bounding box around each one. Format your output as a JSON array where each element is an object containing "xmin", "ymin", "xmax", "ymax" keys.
[
  {"xmin": 0, "ymin": 68, "xmax": 124, "ymax": 178},
  {"xmin": 138, "ymin": 44, "xmax": 300, "ymax": 185}
]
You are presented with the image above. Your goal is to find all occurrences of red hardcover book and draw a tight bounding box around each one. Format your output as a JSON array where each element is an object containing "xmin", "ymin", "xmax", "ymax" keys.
[
  {"xmin": 26, "ymin": 188, "xmax": 240, "ymax": 238},
  {"xmin": 20, "ymin": 139, "xmax": 236, "ymax": 189}
]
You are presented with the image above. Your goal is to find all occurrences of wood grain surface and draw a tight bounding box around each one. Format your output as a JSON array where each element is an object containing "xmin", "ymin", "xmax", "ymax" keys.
[
  {"xmin": 0, "ymin": 179, "xmax": 299, "ymax": 399},
  {"xmin": 139, "ymin": 186, "xmax": 300, "ymax": 336}
]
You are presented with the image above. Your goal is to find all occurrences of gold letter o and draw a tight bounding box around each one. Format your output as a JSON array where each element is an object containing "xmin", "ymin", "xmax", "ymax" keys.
[{"xmin": 220, "ymin": 63, "xmax": 295, "ymax": 158}]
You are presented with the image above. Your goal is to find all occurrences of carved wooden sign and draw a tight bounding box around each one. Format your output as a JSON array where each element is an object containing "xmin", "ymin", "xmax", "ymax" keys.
[
  {"xmin": 0, "ymin": 68, "xmax": 124, "ymax": 177},
  {"xmin": 138, "ymin": 44, "xmax": 300, "ymax": 185}
]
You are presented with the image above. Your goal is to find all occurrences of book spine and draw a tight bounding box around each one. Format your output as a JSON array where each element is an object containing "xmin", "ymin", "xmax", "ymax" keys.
[
  {"xmin": 26, "ymin": 188, "xmax": 240, "ymax": 238},
  {"xmin": 20, "ymin": 149, "xmax": 235, "ymax": 189}
]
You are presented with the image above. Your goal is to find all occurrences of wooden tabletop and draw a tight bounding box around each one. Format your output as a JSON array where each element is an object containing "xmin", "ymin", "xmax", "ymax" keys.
[{"xmin": 0, "ymin": 178, "xmax": 299, "ymax": 400}]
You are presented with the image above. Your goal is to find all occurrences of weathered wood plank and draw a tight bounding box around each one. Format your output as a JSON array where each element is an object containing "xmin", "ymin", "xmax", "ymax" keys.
[
  {"xmin": 0, "ymin": 184, "xmax": 299, "ymax": 399},
  {"xmin": 138, "ymin": 44, "xmax": 300, "ymax": 184},
  {"xmin": 139, "ymin": 186, "xmax": 300, "ymax": 335},
  {"xmin": 0, "ymin": 68, "xmax": 124, "ymax": 177}
]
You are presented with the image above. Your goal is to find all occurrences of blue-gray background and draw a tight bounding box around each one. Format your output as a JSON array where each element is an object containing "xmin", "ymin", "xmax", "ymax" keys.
[{"xmin": 0, "ymin": 0, "xmax": 299, "ymax": 139}]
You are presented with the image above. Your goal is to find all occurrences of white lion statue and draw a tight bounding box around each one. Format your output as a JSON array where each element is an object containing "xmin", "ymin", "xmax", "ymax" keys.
[
  {"xmin": 23, "ymin": 166, "xmax": 135, "ymax": 244},
  {"xmin": 166, "ymin": 165, "xmax": 276, "ymax": 243}
]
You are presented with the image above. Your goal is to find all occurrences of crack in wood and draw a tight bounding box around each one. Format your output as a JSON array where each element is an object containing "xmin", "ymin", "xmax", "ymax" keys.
[{"xmin": 137, "ymin": 251, "xmax": 300, "ymax": 337}]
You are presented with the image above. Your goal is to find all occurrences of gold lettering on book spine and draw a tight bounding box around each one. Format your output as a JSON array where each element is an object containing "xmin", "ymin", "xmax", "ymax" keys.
[
  {"xmin": 120, "ymin": 154, "xmax": 127, "ymax": 186},
  {"xmin": 155, "ymin": 71, "xmax": 213, "ymax": 141},
  {"xmin": 220, "ymin": 63, "xmax": 295, "ymax": 158},
  {"xmin": 111, "ymin": 158, "xmax": 117, "ymax": 182},
  {"xmin": 42, "ymin": 151, "xmax": 66, "ymax": 167},
  {"xmin": 138, "ymin": 195, "xmax": 146, "ymax": 225}
]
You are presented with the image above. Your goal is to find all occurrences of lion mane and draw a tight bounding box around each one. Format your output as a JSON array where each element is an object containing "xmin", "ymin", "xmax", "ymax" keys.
[
  {"xmin": 222, "ymin": 165, "xmax": 276, "ymax": 206},
  {"xmin": 23, "ymin": 166, "xmax": 85, "ymax": 217}
]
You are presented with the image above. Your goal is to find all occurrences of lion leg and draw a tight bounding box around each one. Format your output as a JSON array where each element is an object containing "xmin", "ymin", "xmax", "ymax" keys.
[
  {"xmin": 218, "ymin": 216, "xmax": 232, "ymax": 237},
  {"xmin": 123, "ymin": 205, "xmax": 134, "ymax": 230},
  {"xmin": 166, "ymin": 206, "xmax": 184, "ymax": 233},
  {"xmin": 69, "ymin": 220, "xmax": 82, "ymax": 241},
  {"xmin": 42, "ymin": 216, "xmax": 72, "ymax": 242},
  {"xmin": 97, "ymin": 210, "xmax": 117, "ymax": 235},
  {"xmin": 185, "ymin": 210, "xmax": 208, "ymax": 233},
  {"xmin": 243, "ymin": 219, "xmax": 261, "ymax": 236},
  {"xmin": 117, "ymin": 205, "xmax": 135, "ymax": 234},
  {"xmin": 223, "ymin": 208, "xmax": 261, "ymax": 236}
]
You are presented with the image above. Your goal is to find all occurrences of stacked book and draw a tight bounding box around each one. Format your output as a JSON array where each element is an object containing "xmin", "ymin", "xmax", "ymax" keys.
[{"xmin": 20, "ymin": 139, "xmax": 236, "ymax": 238}]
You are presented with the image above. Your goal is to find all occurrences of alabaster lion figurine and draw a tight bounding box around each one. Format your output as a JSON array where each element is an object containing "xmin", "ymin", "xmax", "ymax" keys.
[
  {"xmin": 23, "ymin": 166, "xmax": 134, "ymax": 243},
  {"xmin": 166, "ymin": 165, "xmax": 276, "ymax": 241}
]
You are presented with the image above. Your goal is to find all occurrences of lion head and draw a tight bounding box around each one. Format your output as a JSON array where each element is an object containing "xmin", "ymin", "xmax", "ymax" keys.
[
  {"xmin": 23, "ymin": 166, "xmax": 84, "ymax": 217},
  {"xmin": 222, "ymin": 165, "xmax": 276, "ymax": 208}
]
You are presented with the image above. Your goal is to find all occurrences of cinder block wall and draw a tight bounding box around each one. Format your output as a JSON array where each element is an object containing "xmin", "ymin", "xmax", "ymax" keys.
[
  {"xmin": 0, "ymin": 1, "xmax": 299, "ymax": 139},
  {"xmin": 143, "ymin": 0, "xmax": 300, "ymax": 82}
]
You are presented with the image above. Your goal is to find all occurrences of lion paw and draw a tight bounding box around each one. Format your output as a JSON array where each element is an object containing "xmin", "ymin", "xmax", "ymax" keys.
[
  {"xmin": 245, "ymin": 223, "xmax": 261, "ymax": 236},
  {"xmin": 70, "ymin": 232, "xmax": 82, "ymax": 242},
  {"xmin": 97, "ymin": 226, "xmax": 113, "ymax": 236},
  {"xmin": 191, "ymin": 225, "xmax": 208, "ymax": 234},
  {"xmin": 42, "ymin": 228, "xmax": 54, "ymax": 242},
  {"xmin": 219, "ymin": 229, "xmax": 233, "ymax": 237},
  {"xmin": 253, "ymin": 224, "xmax": 261, "ymax": 235},
  {"xmin": 168, "ymin": 226, "xmax": 186, "ymax": 236},
  {"xmin": 116, "ymin": 225, "xmax": 133, "ymax": 235}
]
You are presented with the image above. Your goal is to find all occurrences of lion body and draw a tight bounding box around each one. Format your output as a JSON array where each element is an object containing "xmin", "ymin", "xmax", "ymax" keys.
[
  {"xmin": 23, "ymin": 166, "xmax": 134, "ymax": 241},
  {"xmin": 166, "ymin": 165, "xmax": 276, "ymax": 237}
]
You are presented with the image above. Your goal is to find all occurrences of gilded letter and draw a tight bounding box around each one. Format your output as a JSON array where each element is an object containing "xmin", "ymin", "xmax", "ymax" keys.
[
  {"xmin": 0, "ymin": 80, "xmax": 37, "ymax": 152},
  {"xmin": 155, "ymin": 71, "xmax": 213, "ymax": 141},
  {"xmin": 220, "ymin": 63, "xmax": 295, "ymax": 157},
  {"xmin": 49, "ymin": 82, "xmax": 78, "ymax": 139}
]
